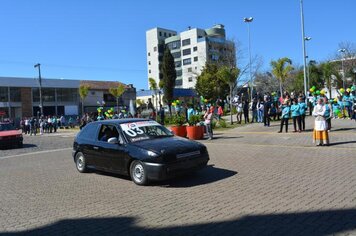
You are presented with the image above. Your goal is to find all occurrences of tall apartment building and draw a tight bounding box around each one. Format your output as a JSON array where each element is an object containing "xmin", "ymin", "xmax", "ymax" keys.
[{"xmin": 146, "ymin": 24, "xmax": 235, "ymax": 89}]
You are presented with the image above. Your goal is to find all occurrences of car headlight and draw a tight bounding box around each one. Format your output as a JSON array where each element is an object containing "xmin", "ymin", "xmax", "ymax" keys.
[{"xmin": 147, "ymin": 150, "xmax": 159, "ymax": 157}]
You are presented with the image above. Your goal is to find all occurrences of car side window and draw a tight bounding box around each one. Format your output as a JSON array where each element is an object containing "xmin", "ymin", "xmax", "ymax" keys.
[
  {"xmin": 78, "ymin": 123, "xmax": 98, "ymax": 141},
  {"xmin": 98, "ymin": 124, "xmax": 120, "ymax": 142}
]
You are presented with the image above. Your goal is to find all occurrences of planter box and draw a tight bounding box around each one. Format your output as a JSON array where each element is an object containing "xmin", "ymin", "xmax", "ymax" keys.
[
  {"xmin": 171, "ymin": 126, "xmax": 187, "ymax": 137},
  {"xmin": 186, "ymin": 126, "xmax": 204, "ymax": 140}
]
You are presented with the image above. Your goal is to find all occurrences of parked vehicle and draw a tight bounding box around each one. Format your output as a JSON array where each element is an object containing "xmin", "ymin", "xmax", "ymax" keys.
[
  {"xmin": 72, "ymin": 118, "xmax": 209, "ymax": 185},
  {"xmin": 0, "ymin": 122, "xmax": 23, "ymax": 149}
]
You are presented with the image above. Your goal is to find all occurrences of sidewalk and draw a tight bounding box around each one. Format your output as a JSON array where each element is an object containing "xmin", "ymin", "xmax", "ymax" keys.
[{"xmin": 211, "ymin": 115, "xmax": 356, "ymax": 149}]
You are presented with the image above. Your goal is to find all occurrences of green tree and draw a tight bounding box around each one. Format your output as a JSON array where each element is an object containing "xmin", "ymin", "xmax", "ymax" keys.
[
  {"xmin": 195, "ymin": 63, "xmax": 229, "ymax": 101},
  {"xmin": 270, "ymin": 57, "xmax": 294, "ymax": 96},
  {"xmin": 217, "ymin": 66, "xmax": 240, "ymax": 124},
  {"xmin": 79, "ymin": 84, "xmax": 90, "ymax": 115},
  {"xmin": 161, "ymin": 47, "xmax": 176, "ymax": 116},
  {"xmin": 109, "ymin": 84, "xmax": 126, "ymax": 113},
  {"xmin": 148, "ymin": 77, "xmax": 158, "ymax": 111}
]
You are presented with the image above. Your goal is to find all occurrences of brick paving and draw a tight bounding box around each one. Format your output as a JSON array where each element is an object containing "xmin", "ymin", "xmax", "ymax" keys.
[{"xmin": 0, "ymin": 117, "xmax": 356, "ymax": 235}]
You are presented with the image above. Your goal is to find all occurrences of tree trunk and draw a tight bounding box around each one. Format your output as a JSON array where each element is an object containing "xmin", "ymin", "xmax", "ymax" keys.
[
  {"xmin": 116, "ymin": 97, "xmax": 119, "ymax": 113},
  {"xmin": 279, "ymin": 81, "xmax": 283, "ymax": 98},
  {"xmin": 168, "ymin": 103, "xmax": 172, "ymax": 117},
  {"xmin": 81, "ymin": 98, "xmax": 84, "ymax": 116},
  {"xmin": 229, "ymin": 86, "xmax": 233, "ymax": 125}
]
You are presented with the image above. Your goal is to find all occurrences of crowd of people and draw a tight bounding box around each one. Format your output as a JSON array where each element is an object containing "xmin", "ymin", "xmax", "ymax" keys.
[
  {"xmin": 20, "ymin": 115, "xmax": 77, "ymax": 135},
  {"xmin": 229, "ymin": 89, "xmax": 356, "ymax": 146}
]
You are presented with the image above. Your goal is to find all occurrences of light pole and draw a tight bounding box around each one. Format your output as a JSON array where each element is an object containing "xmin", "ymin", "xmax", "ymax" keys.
[
  {"xmin": 304, "ymin": 36, "xmax": 312, "ymax": 91},
  {"xmin": 244, "ymin": 17, "xmax": 253, "ymax": 101},
  {"xmin": 34, "ymin": 63, "xmax": 43, "ymax": 116},
  {"xmin": 300, "ymin": 0, "xmax": 308, "ymax": 98},
  {"xmin": 338, "ymin": 48, "xmax": 346, "ymax": 89}
]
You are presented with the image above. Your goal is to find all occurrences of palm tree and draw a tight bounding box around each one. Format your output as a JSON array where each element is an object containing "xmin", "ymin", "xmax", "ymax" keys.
[
  {"xmin": 109, "ymin": 84, "xmax": 126, "ymax": 113},
  {"xmin": 148, "ymin": 77, "xmax": 158, "ymax": 111},
  {"xmin": 79, "ymin": 85, "xmax": 90, "ymax": 115},
  {"xmin": 271, "ymin": 57, "xmax": 294, "ymax": 96},
  {"xmin": 217, "ymin": 66, "xmax": 240, "ymax": 124}
]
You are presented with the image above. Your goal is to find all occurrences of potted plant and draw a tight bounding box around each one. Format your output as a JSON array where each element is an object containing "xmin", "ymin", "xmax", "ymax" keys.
[
  {"xmin": 186, "ymin": 114, "xmax": 204, "ymax": 140},
  {"xmin": 170, "ymin": 114, "xmax": 187, "ymax": 137}
]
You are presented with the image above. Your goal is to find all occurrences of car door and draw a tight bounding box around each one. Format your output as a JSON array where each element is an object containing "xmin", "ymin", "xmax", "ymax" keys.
[
  {"xmin": 98, "ymin": 125, "xmax": 128, "ymax": 173},
  {"xmin": 77, "ymin": 123, "xmax": 99, "ymax": 167},
  {"xmin": 93, "ymin": 124, "xmax": 116, "ymax": 171}
]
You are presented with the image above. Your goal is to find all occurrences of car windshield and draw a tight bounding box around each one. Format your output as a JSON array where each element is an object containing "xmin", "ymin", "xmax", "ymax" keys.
[
  {"xmin": 120, "ymin": 120, "xmax": 173, "ymax": 142},
  {"xmin": 0, "ymin": 123, "xmax": 16, "ymax": 131}
]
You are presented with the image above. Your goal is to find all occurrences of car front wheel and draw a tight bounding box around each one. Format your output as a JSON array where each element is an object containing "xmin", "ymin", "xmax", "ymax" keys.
[
  {"xmin": 130, "ymin": 161, "xmax": 148, "ymax": 185},
  {"xmin": 75, "ymin": 152, "xmax": 87, "ymax": 173}
]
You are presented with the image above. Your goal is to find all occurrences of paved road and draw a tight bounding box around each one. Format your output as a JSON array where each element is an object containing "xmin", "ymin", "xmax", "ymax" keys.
[{"xmin": 0, "ymin": 118, "xmax": 356, "ymax": 235}]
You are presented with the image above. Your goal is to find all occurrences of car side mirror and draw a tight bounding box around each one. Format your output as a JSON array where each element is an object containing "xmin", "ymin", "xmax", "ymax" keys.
[{"xmin": 108, "ymin": 137, "xmax": 118, "ymax": 144}]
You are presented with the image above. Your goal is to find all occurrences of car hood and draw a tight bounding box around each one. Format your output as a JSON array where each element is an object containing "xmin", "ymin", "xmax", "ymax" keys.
[
  {"xmin": 130, "ymin": 136, "xmax": 203, "ymax": 155},
  {"xmin": 0, "ymin": 130, "xmax": 21, "ymax": 137}
]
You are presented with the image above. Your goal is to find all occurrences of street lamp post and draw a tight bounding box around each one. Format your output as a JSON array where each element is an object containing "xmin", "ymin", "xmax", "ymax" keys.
[
  {"xmin": 304, "ymin": 37, "xmax": 312, "ymax": 91},
  {"xmin": 34, "ymin": 63, "xmax": 43, "ymax": 117},
  {"xmin": 338, "ymin": 48, "xmax": 346, "ymax": 89},
  {"xmin": 244, "ymin": 17, "xmax": 253, "ymax": 101},
  {"xmin": 300, "ymin": 0, "xmax": 308, "ymax": 98}
]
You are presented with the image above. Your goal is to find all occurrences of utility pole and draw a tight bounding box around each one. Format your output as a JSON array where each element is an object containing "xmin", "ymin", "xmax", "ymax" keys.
[
  {"xmin": 300, "ymin": 0, "xmax": 308, "ymax": 99},
  {"xmin": 243, "ymin": 17, "xmax": 254, "ymax": 101},
  {"xmin": 34, "ymin": 63, "xmax": 43, "ymax": 116}
]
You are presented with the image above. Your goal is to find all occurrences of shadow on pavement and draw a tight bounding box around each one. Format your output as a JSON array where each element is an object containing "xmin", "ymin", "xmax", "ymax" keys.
[
  {"xmin": 2, "ymin": 208, "xmax": 356, "ymax": 235},
  {"xmin": 159, "ymin": 164, "xmax": 237, "ymax": 188},
  {"xmin": 328, "ymin": 140, "xmax": 356, "ymax": 146},
  {"xmin": 0, "ymin": 144, "xmax": 37, "ymax": 150}
]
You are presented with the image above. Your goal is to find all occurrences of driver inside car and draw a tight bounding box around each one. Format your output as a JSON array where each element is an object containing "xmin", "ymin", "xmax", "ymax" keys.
[{"xmin": 100, "ymin": 128, "xmax": 112, "ymax": 142}]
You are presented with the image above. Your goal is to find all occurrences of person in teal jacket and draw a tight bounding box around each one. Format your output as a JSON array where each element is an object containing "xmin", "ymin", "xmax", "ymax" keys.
[
  {"xmin": 290, "ymin": 98, "xmax": 301, "ymax": 132},
  {"xmin": 332, "ymin": 100, "xmax": 341, "ymax": 118},
  {"xmin": 278, "ymin": 102, "xmax": 290, "ymax": 133},
  {"xmin": 298, "ymin": 96, "xmax": 307, "ymax": 131}
]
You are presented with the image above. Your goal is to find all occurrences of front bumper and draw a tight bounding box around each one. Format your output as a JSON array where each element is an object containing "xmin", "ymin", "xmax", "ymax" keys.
[
  {"xmin": 0, "ymin": 137, "xmax": 23, "ymax": 148},
  {"xmin": 143, "ymin": 154, "xmax": 209, "ymax": 181}
]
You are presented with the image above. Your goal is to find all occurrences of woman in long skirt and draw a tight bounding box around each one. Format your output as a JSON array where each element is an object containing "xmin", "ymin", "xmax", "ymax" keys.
[{"xmin": 312, "ymin": 98, "xmax": 329, "ymax": 146}]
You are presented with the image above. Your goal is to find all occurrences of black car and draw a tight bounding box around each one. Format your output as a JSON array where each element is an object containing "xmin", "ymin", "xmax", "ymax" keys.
[{"xmin": 72, "ymin": 118, "xmax": 209, "ymax": 185}]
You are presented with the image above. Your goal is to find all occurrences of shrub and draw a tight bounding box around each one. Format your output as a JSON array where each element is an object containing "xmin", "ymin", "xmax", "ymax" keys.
[
  {"xmin": 171, "ymin": 114, "xmax": 186, "ymax": 126},
  {"xmin": 188, "ymin": 114, "xmax": 202, "ymax": 126}
]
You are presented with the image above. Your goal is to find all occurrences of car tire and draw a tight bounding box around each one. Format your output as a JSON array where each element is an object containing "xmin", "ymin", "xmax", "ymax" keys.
[
  {"xmin": 130, "ymin": 161, "xmax": 148, "ymax": 186},
  {"xmin": 75, "ymin": 152, "xmax": 87, "ymax": 173}
]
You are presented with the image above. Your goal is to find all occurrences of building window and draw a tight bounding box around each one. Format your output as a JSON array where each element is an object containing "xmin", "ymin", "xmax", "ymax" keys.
[
  {"xmin": 169, "ymin": 33, "xmax": 171, "ymax": 37},
  {"xmin": 182, "ymin": 38, "xmax": 191, "ymax": 46},
  {"xmin": 194, "ymin": 56, "xmax": 198, "ymax": 62},
  {"xmin": 0, "ymin": 87, "xmax": 8, "ymax": 102},
  {"xmin": 159, "ymin": 32, "xmax": 162, "ymax": 36},
  {"xmin": 167, "ymin": 41, "xmax": 181, "ymax": 50},
  {"xmin": 175, "ymin": 79, "xmax": 183, "ymax": 86},
  {"xmin": 154, "ymin": 46, "xmax": 157, "ymax": 52},
  {"xmin": 148, "ymin": 61, "xmax": 151, "ymax": 65},
  {"xmin": 148, "ymin": 52, "xmax": 150, "ymax": 56},
  {"xmin": 182, "ymin": 48, "xmax": 191, "ymax": 56},
  {"xmin": 188, "ymin": 77, "xmax": 193, "ymax": 82},
  {"xmin": 193, "ymin": 46, "xmax": 197, "ymax": 51},
  {"xmin": 175, "ymin": 61, "xmax": 182, "ymax": 68},
  {"xmin": 172, "ymin": 52, "xmax": 181, "ymax": 59},
  {"xmin": 159, "ymin": 73, "xmax": 163, "ymax": 79},
  {"xmin": 10, "ymin": 87, "xmax": 21, "ymax": 102},
  {"xmin": 32, "ymin": 88, "xmax": 55, "ymax": 102},
  {"xmin": 164, "ymin": 32, "xmax": 167, "ymax": 37},
  {"xmin": 57, "ymin": 88, "xmax": 78, "ymax": 103},
  {"xmin": 176, "ymin": 69, "xmax": 182, "ymax": 77},
  {"xmin": 149, "ymin": 70, "xmax": 151, "ymax": 73},
  {"xmin": 187, "ymin": 67, "xmax": 192, "ymax": 72},
  {"xmin": 183, "ymin": 58, "xmax": 191, "ymax": 65}
]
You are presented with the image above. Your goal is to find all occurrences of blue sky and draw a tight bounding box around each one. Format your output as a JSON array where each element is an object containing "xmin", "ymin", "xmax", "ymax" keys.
[{"xmin": 0, "ymin": 0, "xmax": 355, "ymax": 90}]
